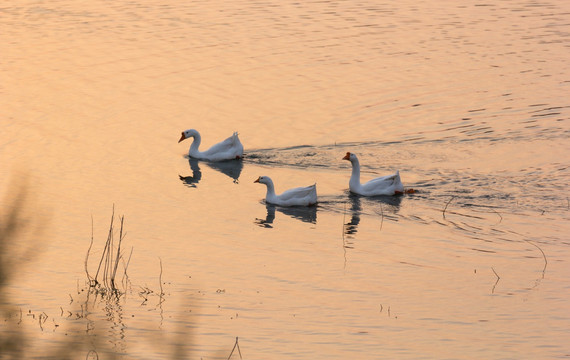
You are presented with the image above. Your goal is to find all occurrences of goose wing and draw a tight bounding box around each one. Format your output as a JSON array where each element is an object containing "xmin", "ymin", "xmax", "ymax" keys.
[
  {"xmin": 276, "ymin": 184, "xmax": 317, "ymax": 205},
  {"xmin": 202, "ymin": 132, "xmax": 244, "ymax": 160},
  {"xmin": 361, "ymin": 172, "xmax": 403, "ymax": 193}
]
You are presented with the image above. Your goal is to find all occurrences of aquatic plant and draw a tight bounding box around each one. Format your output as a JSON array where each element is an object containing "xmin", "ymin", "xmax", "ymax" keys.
[{"xmin": 85, "ymin": 206, "xmax": 132, "ymax": 299}]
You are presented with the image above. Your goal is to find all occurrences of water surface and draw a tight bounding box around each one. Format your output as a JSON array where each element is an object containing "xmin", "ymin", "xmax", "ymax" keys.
[{"xmin": 1, "ymin": 0, "xmax": 569, "ymax": 359}]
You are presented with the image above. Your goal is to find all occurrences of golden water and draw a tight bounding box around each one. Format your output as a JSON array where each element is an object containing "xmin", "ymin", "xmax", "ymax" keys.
[{"xmin": 1, "ymin": 0, "xmax": 569, "ymax": 358}]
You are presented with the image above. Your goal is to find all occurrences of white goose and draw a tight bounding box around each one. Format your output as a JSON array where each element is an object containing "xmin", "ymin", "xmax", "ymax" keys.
[
  {"xmin": 342, "ymin": 152, "xmax": 404, "ymax": 196},
  {"xmin": 179, "ymin": 129, "xmax": 243, "ymax": 161},
  {"xmin": 254, "ymin": 176, "xmax": 317, "ymax": 207}
]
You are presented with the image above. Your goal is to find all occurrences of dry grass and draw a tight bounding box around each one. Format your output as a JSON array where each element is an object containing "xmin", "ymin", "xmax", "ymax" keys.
[{"xmin": 85, "ymin": 206, "xmax": 132, "ymax": 299}]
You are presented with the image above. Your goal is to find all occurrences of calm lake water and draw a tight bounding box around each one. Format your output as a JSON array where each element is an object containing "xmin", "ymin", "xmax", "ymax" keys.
[{"xmin": 1, "ymin": 0, "xmax": 569, "ymax": 358}]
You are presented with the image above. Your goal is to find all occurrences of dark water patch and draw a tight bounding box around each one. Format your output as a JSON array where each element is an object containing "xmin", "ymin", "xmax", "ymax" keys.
[
  {"xmin": 245, "ymin": 145, "xmax": 336, "ymax": 170},
  {"xmin": 399, "ymin": 261, "xmax": 429, "ymax": 268},
  {"xmin": 460, "ymin": 222, "xmax": 484, "ymax": 231},
  {"xmin": 531, "ymin": 112, "xmax": 561, "ymax": 118},
  {"xmin": 247, "ymin": 140, "xmax": 419, "ymax": 171},
  {"xmin": 441, "ymin": 210, "xmax": 487, "ymax": 220},
  {"xmin": 471, "ymin": 248, "xmax": 497, "ymax": 254},
  {"xmin": 407, "ymin": 214, "xmax": 430, "ymax": 224}
]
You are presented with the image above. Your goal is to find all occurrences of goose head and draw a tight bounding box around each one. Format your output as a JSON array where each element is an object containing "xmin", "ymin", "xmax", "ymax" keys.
[
  {"xmin": 254, "ymin": 176, "xmax": 270, "ymax": 184},
  {"xmin": 178, "ymin": 129, "xmax": 198, "ymax": 143},
  {"xmin": 342, "ymin": 152, "xmax": 357, "ymax": 162}
]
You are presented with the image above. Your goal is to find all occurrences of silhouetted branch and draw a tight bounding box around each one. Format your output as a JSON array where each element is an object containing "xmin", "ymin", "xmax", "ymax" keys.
[
  {"xmin": 85, "ymin": 215, "xmax": 95, "ymax": 283},
  {"xmin": 227, "ymin": 337, "xmax": 243, "ymax": 360},
  {"xmin": 491, "ymin": 267, "xmax": 500, "ymax": 293},
  {"xmin": 442, "ymin": 196, "xmax": 456, "ymax": 219},
  {"xmin": 524, "ymin": 239, "xmax": 547, "ymax": 277}
]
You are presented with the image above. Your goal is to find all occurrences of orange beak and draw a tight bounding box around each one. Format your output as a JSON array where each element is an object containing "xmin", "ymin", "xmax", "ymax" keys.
[
  {"xmin": 178, "ymin": 133, "xmax": 186, "ymax": 143},
  {"xmin": 254, "ymin": 176, "xmax": 261, "ymax": 183},
  {"xmin": 342, "ymin": 152, "xmax": 351, "ymax": 160}
]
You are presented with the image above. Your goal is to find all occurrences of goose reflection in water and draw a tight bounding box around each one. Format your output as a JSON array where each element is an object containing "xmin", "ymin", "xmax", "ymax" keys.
[
  {"xmin": 179, "ymin": 158, "xmax": 202, "ymax": 188},
  {"xmin": 255, "ymin": 203, "xmax": 317, "ymax": 228},
  {"xmin": 179, "ymin": 158, "xmax": 243, "ymax": 188},
  {"xmin": 205, "ymin": 159, "xmax": 243, "ymax": 183},
  {"xmin": 343, "ymin": 193, "xmax": 402, "ymax": 238},
  {"xmin": 344, "ymin": 194, "xmax": 362, "ymax": 237}
]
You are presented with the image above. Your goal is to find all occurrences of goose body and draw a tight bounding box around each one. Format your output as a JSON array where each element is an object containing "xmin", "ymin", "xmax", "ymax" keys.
[
  {"xmin": 254, "ymin": 176, "xmax": 317, "ymax": 207},
  {"xmin": 342, "ymin": 152, "xmax": 404, "ymax": 196},
  {"xmin": 179, "ymin": 129, "xmax": 243, "ymax": 161}
]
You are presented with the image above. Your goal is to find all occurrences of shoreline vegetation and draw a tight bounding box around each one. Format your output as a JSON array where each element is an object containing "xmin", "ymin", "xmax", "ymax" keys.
[{"xmin": 0, "ymin": 187, "xmax": 242, "ymax": 359}]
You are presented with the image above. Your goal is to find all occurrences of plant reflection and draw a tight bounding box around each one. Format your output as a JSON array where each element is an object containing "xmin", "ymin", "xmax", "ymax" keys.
[
  {"xmin": 179, "ymin": 158, "xmax": 243, "ymax": 188},
  {"xmin": 255, "ymin": 204, "xmax": 317, "ymax": 228},
  {"xmin": 84, "ymin": 286, "xmax": 127, "ymax": 353}
]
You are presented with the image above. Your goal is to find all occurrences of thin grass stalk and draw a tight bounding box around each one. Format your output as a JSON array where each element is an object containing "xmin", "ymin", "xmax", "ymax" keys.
[
  {"xmin": 121, "ymin": 247, "xmax": 133, "ymax": 289},
  {"xmin": 111, "ymin": 216, "xmax": 124, "ymax": 289},
  {"xmin": 102, "ymin": 228, "xmax": 111, "ymax": 289},
  {"xmin": 158, "ymin": 257, "xmax": 164, "ymax": 297},
  {"xmin": 107, "ymin": 215, "xmax": 115, "ymax": 288},
  {"xmin": 85, "ymin": 215, "xmax": 95, "ymax": 283},
  {"xmin": 227, "ymin": 337, "xmax": 242, "ymax": 360},
  {"xmin": 104, "ymin": 210, "xmax": 117, "ymax": 289},
  {"xmin": 524, "ymin": 239, "xmax": 548, "ymax": 276},
  {"xmin": 94, "ymin": 208, "xmax": 114, "ymax": 285},
  {"xmin": 442, "ymin": 195, "xmax": 456, "ymax": 219}
]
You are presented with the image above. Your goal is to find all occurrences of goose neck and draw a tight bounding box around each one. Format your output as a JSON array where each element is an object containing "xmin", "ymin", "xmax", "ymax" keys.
[
  {"xmin": 350, "ymin": 158, "xmax": 361, "ymax": 177},
  {"xmin": 189, "ymin": 132, "xmax": 202, "ymax": 154},
  {"xmin": 264, "ymin": 179, "xmax": 276, "ymax": 197},
  {"xmin": 349, "ymin": 158, "xmax": 362, "ymax": 191}
]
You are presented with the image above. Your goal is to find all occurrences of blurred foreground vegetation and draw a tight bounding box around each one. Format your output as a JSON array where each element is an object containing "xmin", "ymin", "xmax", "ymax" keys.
[
  {"xmin": 0, "ymin": 185, "xmax": 241, "ymax": 359},
  {"xmin": 0, "ymin": 185, "xmax": 113, "ymax": 359}
]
